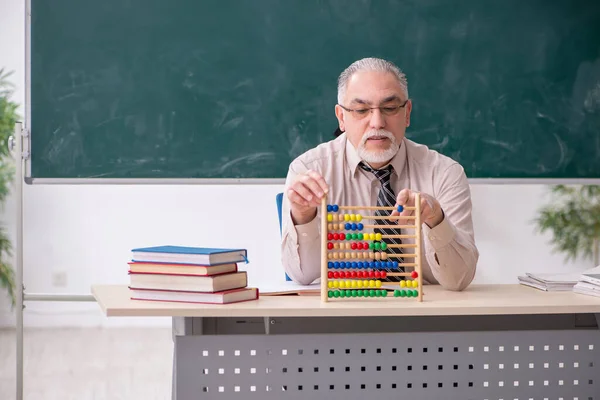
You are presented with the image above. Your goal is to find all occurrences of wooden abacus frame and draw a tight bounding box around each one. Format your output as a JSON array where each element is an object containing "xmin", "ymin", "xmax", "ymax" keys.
[{"xmin": 320, "ymin": 194, "xmax": 423, "ymax": 302}]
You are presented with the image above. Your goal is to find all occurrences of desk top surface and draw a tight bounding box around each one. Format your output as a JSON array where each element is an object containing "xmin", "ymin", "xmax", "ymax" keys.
[{"xmin": 92, "ymin": 284, "xmax": 600, "ymax": 317}]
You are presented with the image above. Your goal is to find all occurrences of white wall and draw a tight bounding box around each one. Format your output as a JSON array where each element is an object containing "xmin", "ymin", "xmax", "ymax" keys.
[{"xmin": 0, "ymin": 0, "xmax": 594, "ymax": 328}]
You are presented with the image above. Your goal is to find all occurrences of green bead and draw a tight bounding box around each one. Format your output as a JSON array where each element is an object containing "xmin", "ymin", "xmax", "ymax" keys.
[
  {"xmin": 346, "ymin": 233, "xmax": 352, "ymax": 240},
  {"xmin": 351, "ymin": 290, "xmax": 358, "ymax": 297},
  {"xmin": 328, "ymin": 290, "xmax": 333, "ymax": 298},
  {"xmin": 334, "ymin": 290, "xmax": 340, "ymax": 298},
  {"xmin": 358, "ymin": 233, "xmax": 363, "ymax": 240},
  {"xmin": 400, "ymin": 290, "xmax": 406, "ymax": 297},
  {"xmin": 369, "ymin": 242, "xmax": 374, "ymax": 250},
  {"xmin": 340, "ymin": 290, "xmax": 346, "ymax": 298},
  {"xmin": 374, "ymin": 242, "xmax": 381, "ymax": 250},
  {"xmin": 382, "ymin": 290, "xmax": 388, "ymax": 297},
  {"xmin": 370, "ymin": 289, "xmax": 376, "ymax": 297},
  {"xmin": 358, "ymin": 290, "xmax": 364, "ymax": 297},
  {"xmin": 346, "ymin": 290, "xmax": 352, "ymax": 297},
  {"xmin": 381, "ymin": 242, "xmax": 388, "ymax": 250},
  {"xmin": 364, "ymin": 290, "xmax": 371, "ymax": 297},
  {"xmin": 352, "ymin": 233, "xmax": 358, "ymax": 240},
  {"xmin": 413, "ymin": 290, "xmax": 418, "ymax": 297},
  {"xmin": 394, "ymin": 290, "xmax": 400, "ymax": 297}
]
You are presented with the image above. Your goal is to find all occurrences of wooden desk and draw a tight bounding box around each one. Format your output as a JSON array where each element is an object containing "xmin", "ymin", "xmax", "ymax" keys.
[
  {"xmin": 92, "ymin": 284, "xmax": 600, "ymax": 400},
  {"xmin": 92, "ymin": 284, "xmax": 600, "ymax": 317}
]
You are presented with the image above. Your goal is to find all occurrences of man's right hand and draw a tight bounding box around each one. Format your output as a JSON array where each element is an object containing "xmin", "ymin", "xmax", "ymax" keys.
[{"xmin": 287, "ymin": 170, "xmax": 329, "ymax": 225}]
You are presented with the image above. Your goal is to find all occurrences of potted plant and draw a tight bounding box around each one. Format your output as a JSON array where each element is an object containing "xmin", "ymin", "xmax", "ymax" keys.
[
  {"xmin": 533, "ymin": 184, "xmax": 600, "ymax": 267},
  {"xmin": 0, "ymin": 68, "xmax": 17, "ymax": 307}
]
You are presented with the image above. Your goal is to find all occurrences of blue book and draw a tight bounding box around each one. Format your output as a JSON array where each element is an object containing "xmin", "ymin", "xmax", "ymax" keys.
[{"xmin": 131, "ymin": 245, "xmax": 248, "ymax": 266}]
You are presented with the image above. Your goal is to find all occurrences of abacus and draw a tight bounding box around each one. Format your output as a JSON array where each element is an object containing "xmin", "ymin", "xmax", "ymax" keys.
[{"xmin": 320, "ymin": 194, "xmax": 423, "ymax": 302}]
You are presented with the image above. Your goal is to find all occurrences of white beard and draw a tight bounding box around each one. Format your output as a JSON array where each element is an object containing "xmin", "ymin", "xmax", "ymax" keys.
[{"xmin": 357, "ymin": 129, "xmax": 400, "ymax": 165}]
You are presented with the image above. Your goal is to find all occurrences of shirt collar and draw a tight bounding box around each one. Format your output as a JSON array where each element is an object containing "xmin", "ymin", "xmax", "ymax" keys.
[{"xmin": 345, "ymin": 134, "xmax": 407, "ymax": 178}]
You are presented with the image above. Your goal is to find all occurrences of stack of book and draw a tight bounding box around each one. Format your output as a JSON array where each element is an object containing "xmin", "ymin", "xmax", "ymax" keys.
[
  {"xmin": 573, "ymin": 266, "xmax": 600, "ymax": 298},
  {"xmin": 517, "ymin": 272, "xmax": 580, "ymax": 291},
  {"xmin": 127, "ymin": 245, "xmax": 259, "ymax": 304}
]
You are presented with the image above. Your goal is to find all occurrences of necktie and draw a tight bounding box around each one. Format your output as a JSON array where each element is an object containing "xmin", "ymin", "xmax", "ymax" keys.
[{"xmin": 359, "ymin": 162, "xmax": 404, "ymax": 281}]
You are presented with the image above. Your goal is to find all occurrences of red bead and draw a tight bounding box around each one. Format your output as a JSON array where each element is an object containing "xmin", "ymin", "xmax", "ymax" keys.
[
  {"xmin": 344, "ymin": 271, "xmax": 350, "ymax": 278},
  {"xmin": 328, "ymin": 271, "xmax": 333, "ymax": 279},
  {"xmin": 369, "ymin": 271, "xmax": 375, "ymax": 278},
  {"xmin": 327, "ymin": 242, "xmax": 333, "ymax": 250},
  {"xmin": 351, "ymin": 271, "xmax": 358, "ymax": 278},
  {"xmin": 333, "ymin": 233, "xmax": 339, "ymax": 240},
  {"xmin": 381, "ymin": 271, "xmax": 387, "ymax": 279},
  {"xmin": 327, "ymin": 233, "xmax": 333, "ymax": 240},
  {"xmin": 351, "ymin": 242, "xmax": 357, "ymax": 250},
  {"xmin": 411, "ymin": 271, "xmax": 419, "ymax": 279},
  {"xmin": 363, "ymin": 242, "xmax": 369, "ymax": 249},
  {"xmin": 374, "ymin": 271, "xmax": 381, "ymax": 278}
]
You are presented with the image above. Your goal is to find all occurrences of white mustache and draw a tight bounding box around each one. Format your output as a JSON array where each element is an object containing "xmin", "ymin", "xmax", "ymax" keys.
[{"xmin": 361, "ymin": 129, "xmax": 395, "ymax": 144}]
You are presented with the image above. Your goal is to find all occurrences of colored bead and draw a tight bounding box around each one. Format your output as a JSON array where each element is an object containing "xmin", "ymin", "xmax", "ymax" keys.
[
  {"xmin": 400, "ymin": 290, "xmax": 406, "ymax": 297},
  {"xmin": 413, "ymin": 289, "xmax": 419, "ymax": 296},
  {"xmin": 397, "ymin": 205, "xmax": 403, "ymax": 212},
  {"xmin": 333, "ymin": 205, "xmax": 339, "ymax": 212},
  {"xmin": 333, "ymin": 290, "xmax": 340, "ymax": 297},
  {"xmin": 333, "ymin": 262, "xmax": 339, "ymax": 269},
  {"xmin": 327, "ymin": 214, "xmax": 333, "ymax": 222},
  {"xmin": 369, "ymin": 289, "xmax": 376, "ymax": 297},
  {"xmin": 333, "ymin": 281, "xmax": 339, "ymax": 288},
  {"xmin": 339, "ymin": 290, "xmax": 345, "ymax": 298},
  {"xmin": 394, "ymin": 290, "xmax": 401, "ymax": 297},
  {"xmin": 328, "ymin": 262, "xmax": 333, "ymax": 269},
  {"xmin": 381, "ymin": 271, "xmax": 387, "ymax": 279},
  {"xmin": 368, "ymin": 279, "xmax": 375, "ymax": 287},
  {"xmin": 346, "ymin": 233, "xmax": 352, "ymax": 240},
  {"xmin": 327, "ymin": 233, "xmax": 333, "ymax": 240},
  {"xmin": 393, "ymin": 261, "xmax": 399, "ymax": 269},
  {"xmin": 375, "ymin": 280, "xmax": 382, "ymax": 288},
  {"xmin": 328, "ymin": 290, "xmax": 333, "ymax": 298},
  {"xmin": 375, "ymin": 233, "xmax": 382, "ymax": 241},
  {"xmin": 358, "ymin": 233, "xmax": 364, "ymax": 240},
  {"xmin": 374, "ymin": 242, "xmax": 381, "ymax": 250},
  {"xmin": 327, "ymin": 205, "xmax": 332, "ymax": 212},
  {"xmin": 382, "ymin": 290, "xmax": 388, "ymax": 297},
  {"xmin": 412, "ymin": 280, "xmax": 418, "ymax": 288},
  {"xmin": 369, "ymin": 233, "xmax": 375, "ymax": 240},
  {"xmin": 369, "ymin": 242, "xmax": 374, "ymax": 250},
  {"xmin": 344, "ymin": 214, "xmax": 349, "ymax": 221},
  {"xmin": 344, "ymin": 223, "xmax": 350, "ymax": 230},
  {"xmin": 332, "ymin": 271, "xmax": 339, "ymax": 279},
  {"xmin": 351, "ymin": 223, "xmax": 357, "ymax": 230},
  {"xmin": 400, "ymin": 280, "xmax": 406, "ymax": 288},
  {"xmin": 352, "ymin": 233, "xmax": 358, "ymax": 240},
  {"xmin": 381, "ymin": 252, "xmax": 388, "ymax": 260},
  {"xmin": 357, "ymin": 223, "xmax": 364, "ymax": 230},
  {"xmin": 369, "ymin": 271, "xmax": 375, "ymax": 278},
  {"xmin": 348, "ymin": 214, "xmax": 354, "ymax": 221},
  {"xmin": 328, "ymin": 271, "xmax": 333, "ymax": 279},
  {"xmin": 351, "ymin": 271, "xmax": 358, "ymax": 278},
  {"xmin": 381, "ymin": 242, "xmax": 388, "ymax": 250},
  {"xmin": 350, "ymin": 242, "xmax": 357, "ymax": 250},
  {"xmin": 356, "ymin": 214, "xmax": 362, "ymax": 222},
  {"xmin": 374, "ymin": 271, "xmax": 381, "ymax": 278},
  {"xmin": 327, "ymin": 242, "xmax": 333, "ymax": 250},
  {"xmin": 351, "ymin": 290, "xmax": 358, "ymax": 297},
  {"xmin": 332, "ymin": 233, "xmax": 339, "ymax": 240},
  {"xmin": 411, "ymin": 271, "xmax": 419, "ymax": 279}
]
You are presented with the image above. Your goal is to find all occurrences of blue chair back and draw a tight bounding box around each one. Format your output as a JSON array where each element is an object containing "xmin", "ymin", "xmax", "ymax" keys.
[{"xmin": 276, "ymin": 192, "xmax": 292, "ymax": 281}]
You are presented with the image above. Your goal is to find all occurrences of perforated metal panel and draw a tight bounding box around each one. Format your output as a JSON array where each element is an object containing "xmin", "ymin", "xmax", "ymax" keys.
[{"xmin": 175, "ymin": 330, "xmax": 600, "ymax": 399}]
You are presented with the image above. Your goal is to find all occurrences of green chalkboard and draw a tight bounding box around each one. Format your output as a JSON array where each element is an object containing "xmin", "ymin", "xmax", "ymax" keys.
[{"xmin": 31, "ymin": 0, "xmax": 600, "ymax": 179}]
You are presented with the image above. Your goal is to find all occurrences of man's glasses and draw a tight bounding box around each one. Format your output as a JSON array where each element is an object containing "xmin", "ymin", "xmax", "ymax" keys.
[{"xmin": 338, "ymin": 99, "xmax": 409, "ymax": 120}]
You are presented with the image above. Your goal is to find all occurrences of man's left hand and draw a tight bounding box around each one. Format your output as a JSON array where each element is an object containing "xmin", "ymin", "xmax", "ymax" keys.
[{"xmin": 391, "ymin": 189, "xmax": 444, "ymax": 228}]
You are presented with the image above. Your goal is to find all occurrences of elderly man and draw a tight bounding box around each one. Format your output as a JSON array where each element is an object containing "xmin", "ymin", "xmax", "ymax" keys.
[{"xmin": 280, "ymin": 57, "xmax": 478, "ymax": 291}]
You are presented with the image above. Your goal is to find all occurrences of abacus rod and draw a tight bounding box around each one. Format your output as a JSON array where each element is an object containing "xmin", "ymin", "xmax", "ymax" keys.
[
  {"xmin": 387, "ymin": 244, "xmax": 417, "ymax": 248},
  {"xmin": 360, "ymin": 216, "xmax": 414, "ymax": 220},
  {"xmin": 382, "ymin": 234, "xmax": 417, "ymax": 239},
  {"xmin": 415, "ymin": 193, "xmax": 423, "ymax": 302},
  {"xmin": 338, "ymin": 205, "xmax": 417, "ymax": 211},
  {"xmin": 362, "ymin": 224, "xmax": 416, "ymax": 229},
  {"xmin": 386, "ymin": 254, "xmax": 418, "ymax": 258},
  {"xmin": 321, "ymin": 195, "xmax": 328, "ymax": 302}
]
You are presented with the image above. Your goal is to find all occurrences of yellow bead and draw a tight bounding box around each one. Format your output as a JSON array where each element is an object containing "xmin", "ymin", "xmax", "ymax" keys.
[
  {"xmin": 369, "ymin": 233, "xmax": 375, "ymax": 240},
  {"xmin": 350, "ymin": 214, "xmax": 356, "ymax": 221},
  {"xmin": 333, "ymin": 281, "xmax": 339, "ymax": 288},
  {"xmin": 375, "ymin": 233, "xmax": 382, "ymax": 241},
  {"xmin": 412, "ymin": 280, "xmax": 418, "ymax": 288},
  {"xmin": 375, "ymin": 280, "xmax": 382, "ymax": 288},
  {"xmin": 369, "ymin": 280, "xmax": 375, "ymax": 287},
  {"xmin": 327, "ymin": 214, "xmax": 333, "ymax": 222},
  {"xmin": 400, "ymin": 280, "xmax": 406, "ymax": 288},
  {"xmin": 328, "ymin": 281, "xmax": 333, "ymax": 288},
  {"xmin": 351, "ymin": 280, "xmax": 357, "ymax": 288},
  {"xmin": 344, "ymin": 214, "xmax": 350, "ymax": 221},
  {"xmin": 357, "ymin": 280, "xmax": 363, "ymax": 288},
  {"xmin": 356, "ymin": 214, "xmax": 362, "ymax": 222}
]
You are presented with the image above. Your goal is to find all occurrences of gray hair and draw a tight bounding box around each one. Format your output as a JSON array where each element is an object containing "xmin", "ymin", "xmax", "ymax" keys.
[{"xmin": 337, "ymin": 57, "xmax": 408, "ymax": 104}]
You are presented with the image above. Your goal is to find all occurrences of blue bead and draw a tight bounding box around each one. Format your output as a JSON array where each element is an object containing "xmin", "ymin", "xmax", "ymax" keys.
[
  {"xmin": 375, "ymin": 261, "xmax": 382, "ymax": 269},
  {"xmin": 333, "ymin": 205, "xmax": 339, "ymax": 212},
  {"xmin": 334, "ymin": 262, "xmax": 340, "ymax": 269},
  {"xmin": 357, "ymin": 223, "xmax": 363, "ymax": 231},
  {"xmin": 397, "ymin": 205, "xmax": 404, "ymax": 212},
  {"xmin": 386, "ymin": 261, "xmax": 393, "ymax": 269},
  {"xmin": 327, "ymin": 205, "xmax": 332, "ymax": 212},
  {"xmin": 351, "ymin": 262, "xmax": 357, "ymax": 269},
  {"xmin": 342, "ymin": 262, "xmax": 348, "ymax": 269},
  {"xmin": 393, "ymin": 261, "xmax": 399, "ymax": 269},
  {"xmin": 370, "ymin": 262, "xmax": 376, "ymax": 268},
  {"xmin": 328, "ymin": 262, "xmax": 333, "ymax": 269},
  {"xmin": 345, "ymin": 223, "xmax": 351, "ymax": 230},
  {"xmin": 351, "ymin": 223, "xmax": 357, "ymax": 230},
  {"xmin": 357, "ymin": 262, "xmax": 364, "ymax": 269}
]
